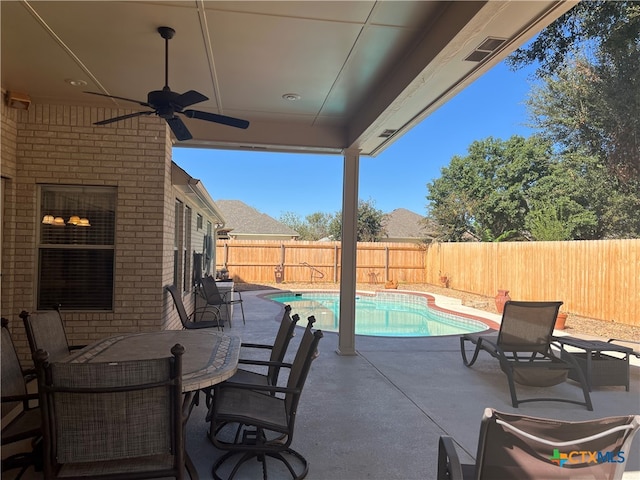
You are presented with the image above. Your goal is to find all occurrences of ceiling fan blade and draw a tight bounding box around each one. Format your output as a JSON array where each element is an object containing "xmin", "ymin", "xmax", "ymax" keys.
[
  {"xmin": 94, "ymin": 111, "xmax": 154, "ymax": 125},
  {"xmin": 183, "ymin": 110, "xmax": 250, "ymax": 129},
  {"xmin": 166, "ymin": 116, "xmax": 193, "ymax": 141},
  {"xmin": 175, "ymin": 90, "xmax": 208, "ymax": 108},
  {"xmin": 85, "ymin": 91, "xmax": 151, "ymax": 107}
]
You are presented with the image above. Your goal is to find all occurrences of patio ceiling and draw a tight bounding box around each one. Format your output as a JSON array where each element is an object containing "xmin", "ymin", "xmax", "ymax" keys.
[{"xmin": 1, "ymin": 0, "xmax": 576, "ymax": 156}]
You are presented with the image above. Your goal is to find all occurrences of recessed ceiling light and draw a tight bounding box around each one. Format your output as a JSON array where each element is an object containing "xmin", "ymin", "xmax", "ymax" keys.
[
  {"xmin": 65, "ymin": 79, "xmax": 87, "ymax": 87},
  {"xmin": 282, "ymin": 93, "xmax": 301, "ymax": 101}
]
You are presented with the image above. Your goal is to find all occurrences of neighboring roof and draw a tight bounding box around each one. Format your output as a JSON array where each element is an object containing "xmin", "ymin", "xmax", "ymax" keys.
[
  {"xmin": 383, "ymin": 208, "xmax": 438, "ymax": 241},
  {"xmin": 215, "ymin": 200, "xmax": 299, "ymax": 238}
]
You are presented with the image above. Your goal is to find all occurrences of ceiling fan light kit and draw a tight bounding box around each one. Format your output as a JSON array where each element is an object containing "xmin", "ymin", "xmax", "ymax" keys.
[{"xmin": 85, "ymin": 26, "xmax": 249, "ymax": 141}]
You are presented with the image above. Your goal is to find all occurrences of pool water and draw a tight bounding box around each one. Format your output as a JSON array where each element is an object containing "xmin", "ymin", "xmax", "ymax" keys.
[{"xmin": 265, "ymin": 291, "xmax": 489, "ymax": 337}]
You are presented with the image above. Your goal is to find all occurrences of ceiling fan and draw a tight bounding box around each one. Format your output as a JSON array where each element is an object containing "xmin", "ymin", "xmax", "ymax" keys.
[{"xmin": 85, "ymin": 26, "xmax": 249, "ymax": 141}]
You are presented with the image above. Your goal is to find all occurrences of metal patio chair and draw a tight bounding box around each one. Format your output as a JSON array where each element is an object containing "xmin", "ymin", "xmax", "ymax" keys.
[
  {"xmin": 208, "ymin": 324, "xmax": 323, "ymax": 479},
  {"xmin": 20, "ymin": 308, "xmax": 86, "ymax": 363},
  {"xmin": 201, "ymin": 275, "xmax": 246, "ymax": 326},
  {"xmin": 167, "ymin": 284, "xmax": 224, "ymax": 330},
  {"xmin": 438, "ymin": 408, "xmax": 640, "ymax": 480},
  {"xmin": 204, "ymin": 305, "xmax": 301, "ymax": 411},
  {"xmin": 460, "ymin": 300, "xmax": 593, "ymax": 410},
  {"xmin": 1, "ymin": 318, "xmax": 42, "ymax": 480},
  {"xmin": 34, "ymin": 343, "xmax": 193, "ymax": 479},
  {"xmin": 229, "ymin": 307, "xmax": 314, "ymax": 389}
]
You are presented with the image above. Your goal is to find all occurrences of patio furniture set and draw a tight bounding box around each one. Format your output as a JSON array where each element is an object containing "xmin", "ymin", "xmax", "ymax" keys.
[
  {"xmin": 2, "ymin": 296, "xmax": 639, "ymax": 479},
  {"xmin": 2, "ymin": 293, "xmax": 323, "ymax": 480}
]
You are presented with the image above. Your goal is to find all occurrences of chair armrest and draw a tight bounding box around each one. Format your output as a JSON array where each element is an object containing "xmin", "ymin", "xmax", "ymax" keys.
[
  {"xmin": 2, "ymin": 392, "xmax": 39, "ymax": 403},
  {"xmin": 218, "ymin": 381, "xmax": 301, "ymax": 396},
  {"xmin": 240, "ymin": 342, "xmax": 273, "ymax": 350},
  {"xmin": 608, "ymin": 338, "xmax": 640, "ymax": 357},
  {"xmin": 438, "ymin": 436, "xmax": 464, "ymax": 480},
  {"xmin": 192, "ymin": 305, "xmax": 221, "ymax": 319},
  {"xmin": 221, "ymin": 290, "xmax": 243, "ymax": 303},
  {"xmin": 238, "ymin": 359, "xmax": 293, "ymax": 369}
]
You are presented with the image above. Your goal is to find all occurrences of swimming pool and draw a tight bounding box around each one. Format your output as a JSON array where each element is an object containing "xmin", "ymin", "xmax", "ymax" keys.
[{"xmin": 264, "ymin": 291, "xmax": 490, "ymax": 337}]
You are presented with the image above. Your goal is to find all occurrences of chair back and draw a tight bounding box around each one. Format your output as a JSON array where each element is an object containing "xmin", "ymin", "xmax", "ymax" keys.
[
  {"xmin": 284, "ymin": 320, "xmax": 323, "ymax": 419},
  {"xmin": 21, "ymin": 310, "xmax": 71, "ymax": 362},
  {"xmin": 475, "ymin": 408, "xmax": 640, "ymax": 480},
  {"xmin": 35, "ymin": 344, "xmax": 185, "ymax": 477},
  {"xmin": 1, "ymin": 318, "xmax": 28, "ymax": 417},
  {"xmin": 166, "ymin": 284, "xmax": 191, "ymax": 327},
  {"xmin": 201, "ymin": 275, "xmax": 225, "ymax": 305},
  {"xmin": 497, "ymin": 301, "xmax": 562, "ymax": 352},
  {"xmin": 266, "ymin": 305, "xmax": 299, "ymax": 384}
]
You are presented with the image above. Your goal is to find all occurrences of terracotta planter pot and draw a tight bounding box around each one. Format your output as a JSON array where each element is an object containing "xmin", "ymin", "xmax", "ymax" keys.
[
  {"xmin": 555, "ymin": 312, "xmax": 567, "ymax": 330},
  {"xmin": 494, "ymin": 289, "xmax": 511, "ymax": 314}
]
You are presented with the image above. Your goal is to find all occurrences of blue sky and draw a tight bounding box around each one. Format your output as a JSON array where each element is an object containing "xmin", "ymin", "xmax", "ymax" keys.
[{"xmin": 173, "ymin": 61, "xmax": 538, "ymax": 220}]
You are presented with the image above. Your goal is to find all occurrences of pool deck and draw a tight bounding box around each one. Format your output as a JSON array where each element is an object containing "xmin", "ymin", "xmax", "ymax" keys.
[
  {"xmin": 185, "ymin": 288, "xmax": 640, "ymax": 480},
  {"xmin": 11, "ymin": 287, "xmax": 640, "ymax": 479}
]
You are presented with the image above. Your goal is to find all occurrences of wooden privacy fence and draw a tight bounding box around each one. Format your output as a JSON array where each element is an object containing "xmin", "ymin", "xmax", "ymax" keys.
[
  {"xmin": 216, "ymin": 240, "xmax": 427, "ymax": 285},
  {"xmin": 216, "ymin": 239, "xmax": 639, "ymax": 327}
]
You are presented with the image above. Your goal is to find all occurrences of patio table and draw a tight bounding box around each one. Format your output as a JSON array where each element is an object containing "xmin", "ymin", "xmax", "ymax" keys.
[
  {"xmin": 64, "ymin": 329, "xmax": 241, "ymax": 392},
  {"xmin": 553, "ymin": 335, "xmax": 633, "ymax": 391}
]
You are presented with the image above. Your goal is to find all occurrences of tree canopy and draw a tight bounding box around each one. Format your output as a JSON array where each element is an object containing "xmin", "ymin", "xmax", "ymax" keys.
[
  {"xmin": 508, "ymin": 1, "xmax": 640, "ymax": 182},
  {"xmin": 280, "ymin": 199, "xmax": 387, "ymax": 242},
  {"xmin": 328, "ymin": 199, "xmax": 387, "ymax": 242},
  {"xmin": 426, "ymin": 136, "xmax": 640, "ymax": 242}
]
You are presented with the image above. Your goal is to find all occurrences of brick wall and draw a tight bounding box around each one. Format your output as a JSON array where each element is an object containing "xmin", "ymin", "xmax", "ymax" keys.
[{"xmin": 2, "ymin": 102, "xmax": 179, "ymax": 361}]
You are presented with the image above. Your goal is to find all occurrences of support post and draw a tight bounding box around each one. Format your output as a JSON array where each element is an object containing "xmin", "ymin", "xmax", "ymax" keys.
[{"xmin": 337, "ymin": 148, "xmax": 359, "ymax": 356}]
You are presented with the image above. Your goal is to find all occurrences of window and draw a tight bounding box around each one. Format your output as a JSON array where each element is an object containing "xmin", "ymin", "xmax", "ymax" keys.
[
  {"xmin": 183, "ymin": 206, "xmax": 192, "ymax": 290},
  {"xmin": 174, "ymin": 200, "xmax": 184, "ymax": 289},
  {"xmin": 38, "ymin": 185, "xmax": 116, "ymax": 310},
  {"xmin": 173, "ymin": 201, "xmax": 194, "ymax": 292},
  {"xmin": 196, "ymin": 213, "xmax": 203, "ymax": 230}
]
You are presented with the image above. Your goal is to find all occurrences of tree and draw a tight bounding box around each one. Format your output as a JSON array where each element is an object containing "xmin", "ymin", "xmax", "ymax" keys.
[
  {"xmin": 507, "ymin": 1, "xmax": 640, "ymax": 182},
  {"xmin": 427, "ymin": 136, "xmax": 554, "ymax": 241},
  {"xmin": 328, "ymin": 198, "xmax": 387, "ymax": 241},
  {"xmin": 279, "ymin": 211, "xmax": 333, "ymax": 241},
  {"xmin": 427, "ymin": 135, "xmax": 640, "ymax": 241}
]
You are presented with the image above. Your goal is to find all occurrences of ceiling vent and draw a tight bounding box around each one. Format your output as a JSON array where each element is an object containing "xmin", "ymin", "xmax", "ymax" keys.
[
  {"xmin": 464, "ymin": 37, "xmax": 507, "ymax": 62},
  {"xmin": 379, "ymin": 129, "xmax": 397, "ymax": 138}
]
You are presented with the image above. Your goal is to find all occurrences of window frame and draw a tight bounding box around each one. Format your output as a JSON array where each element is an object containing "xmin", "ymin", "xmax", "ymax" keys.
[{"xmin": 37, "ymin": 185, "xmax": 116, "ymax": 311}]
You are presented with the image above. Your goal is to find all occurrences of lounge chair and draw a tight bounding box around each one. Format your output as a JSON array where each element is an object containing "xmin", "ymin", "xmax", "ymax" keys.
[
  {"xmin": 460, "ymin": 300, "xmax": 593, "ymax": 410},
  {"xmin": 1, "ymin": 318, "xmax": 42, "ymax": 479},
  {"xmin": 34, "ymin": 344, "xmax": 193, "ymax": 479},
  {"xmin": 166, "ymin": 284, "xmax": 224, "ymax": 330},
  {"xmin": 438, "ymin": 408, "xmax": 640, "ymax": 480},
  {"xmin": 208, "ymin": 324, "xmax": 323, "ymax": 479},
  {"xmin": 201, "ymin": 275, "xmax": 246, "ymax": 326}
]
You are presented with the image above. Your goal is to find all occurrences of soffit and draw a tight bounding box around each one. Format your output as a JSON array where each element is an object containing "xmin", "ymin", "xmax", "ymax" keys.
[{"xmin": 1, "ymin": 1, "xmax": 576, "ymax": 155}]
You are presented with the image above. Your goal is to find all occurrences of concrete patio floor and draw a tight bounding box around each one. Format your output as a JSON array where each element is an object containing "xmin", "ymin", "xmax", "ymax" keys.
[
  {"xmin": 7, "ymin": 288, "xmax": 638, "ymax": 479},
  {"xmin": 186, "ymin": 288, "xmax": 640, "ymax": 480}
]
